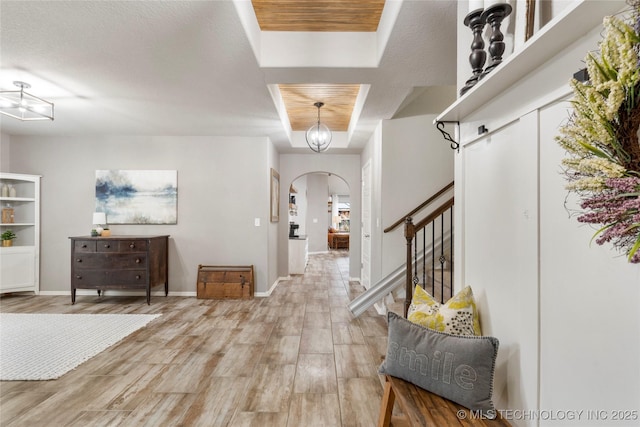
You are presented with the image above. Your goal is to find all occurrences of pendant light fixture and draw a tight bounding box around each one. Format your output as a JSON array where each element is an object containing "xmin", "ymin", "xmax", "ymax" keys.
[
  {"xmin": 0, "ymin": 81, "xmax": 54, "ymax": 121},
  {"xmin": 306, "ymin": 101, "xmax": 332, "ymax": 153}
]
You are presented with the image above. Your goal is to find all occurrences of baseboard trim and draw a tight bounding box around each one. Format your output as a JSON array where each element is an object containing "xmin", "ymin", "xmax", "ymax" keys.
[
  {"xmin": 254, "ymin": 276, "xmax": 287, "ymax": 297},
  {"xmin": 37, "ymin": 276, "xmax": 292, "ymax": 299},
  {"xmin": 38, "ymin": 290, "xmax": 198, "ymax": 297},
  {"xmin": 374, "ymin": 301, "xmax": 387, "ymax": 315}
]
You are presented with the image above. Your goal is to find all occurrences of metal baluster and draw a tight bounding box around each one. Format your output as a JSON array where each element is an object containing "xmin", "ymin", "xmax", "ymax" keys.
[
  {"xmin": 450, "ymin": 206, "xmax": 454, "ymax": 300},
  {"xmin": 440, "ymin": 213, "xmax": 445, "ymax": 303},
  {"xmin": 431, "ymin": 220, "xmax": 436, "ymax": 297},
  {"xmin": 413, "ymin": 233, "xmax": 420, "ymax": 286},
  {"xmin": 421, "ymin": 227, "xmax": 426, "ymax": 289}
]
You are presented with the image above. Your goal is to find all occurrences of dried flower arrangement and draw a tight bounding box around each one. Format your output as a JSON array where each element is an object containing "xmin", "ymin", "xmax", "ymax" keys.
[{"xmin": 556, "ymin": 2, "xmax": 640, "ymax": 262}]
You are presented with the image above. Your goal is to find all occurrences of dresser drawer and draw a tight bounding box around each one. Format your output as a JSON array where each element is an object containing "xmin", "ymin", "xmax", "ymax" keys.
[
  {"xmin": 72, "ymin": 269, "xmax": 148, "ymax": 287},
  {"xmin": 118, "ymin": 240, "xmax": 148, "ymax": 252},
  {"xmin": 96, "ymin": 241, "xmax": 119, "ymax": 252},
  {"xmin": 73, "ymin": 253, "xmax": 148, "ymax": 269},
  {"xmin": 74, "ymin": 240, "xmax": 96, "ymax": 252}
]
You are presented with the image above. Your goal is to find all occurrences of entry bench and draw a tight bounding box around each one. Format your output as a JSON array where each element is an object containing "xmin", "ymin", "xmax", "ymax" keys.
[{"xmin": 378, "ymin": 375, "xmax": 512, "ymax": 427}]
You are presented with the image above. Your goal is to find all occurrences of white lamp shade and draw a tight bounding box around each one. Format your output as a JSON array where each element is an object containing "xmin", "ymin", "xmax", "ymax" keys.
[{"xmin": 92, "ymin": 212, "xmax": 107, "ymax": 225}]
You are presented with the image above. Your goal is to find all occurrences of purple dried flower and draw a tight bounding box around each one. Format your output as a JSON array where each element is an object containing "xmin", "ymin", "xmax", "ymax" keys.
[{"xmin": 573, "ymin": 176, "xmax": 640, "ymax": 262}]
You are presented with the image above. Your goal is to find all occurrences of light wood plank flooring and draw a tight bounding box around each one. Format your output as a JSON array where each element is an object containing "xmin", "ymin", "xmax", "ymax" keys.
[{"xmin": 0, "ymin": 251, "xmax": 389, "ymax": 426}]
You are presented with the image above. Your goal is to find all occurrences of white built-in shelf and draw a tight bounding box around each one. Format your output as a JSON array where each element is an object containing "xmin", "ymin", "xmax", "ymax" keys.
[
  {"xmin": 0, "ymin": 172, "xmax": 41, "ymax": 295},
  {"xmin": 0, "ymin": 197, "xmax": 36, "ymax": 202},
  {"xmin": 0, "ymin": 245, "xmax": 36, "ymax": 250},
  {"xmin": 437, "ymin": 0, "xmax": 626, "ymax": 123}
]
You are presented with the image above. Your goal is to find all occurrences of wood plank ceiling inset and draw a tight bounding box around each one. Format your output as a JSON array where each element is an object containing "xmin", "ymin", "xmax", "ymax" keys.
[
  {"xmin": 252, "ymin": 0, "xmax": 385, "ymax": 32},
  {"xmin": 279, "ymin": 84, "xmax": 360, "ymax": 132}
]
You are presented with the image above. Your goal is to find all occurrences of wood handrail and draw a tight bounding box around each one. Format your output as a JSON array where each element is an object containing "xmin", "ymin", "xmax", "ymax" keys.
[
  {"xmin": 409, "ymin": 197, "xmax": 455, "ymax": 235},
  {"xmin": 384, "ymin": 181, "xmax": 454, "ymax": 233}
]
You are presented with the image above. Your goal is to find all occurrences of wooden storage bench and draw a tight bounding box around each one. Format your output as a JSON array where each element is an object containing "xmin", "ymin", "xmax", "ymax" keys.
[
  {"xmin": 378, "ymin": 375, "xmax": 511, "ymax": 427},
  {"xmin": 196, "ymin": 265, "xmax": 254, "ymax": 299}
]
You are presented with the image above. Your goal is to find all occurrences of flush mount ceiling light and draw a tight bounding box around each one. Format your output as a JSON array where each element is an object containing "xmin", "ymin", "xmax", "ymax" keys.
[
  {"xmin": 0, "ymin": 81, "xmax": 54, "ymax": 121},
  {"xmin": 306, "ymin": 101, "xmax": 332, "ymax": 153}
]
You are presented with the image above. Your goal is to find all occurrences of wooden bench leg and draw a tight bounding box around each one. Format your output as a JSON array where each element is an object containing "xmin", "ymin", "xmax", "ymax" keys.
[{"xmin": 378, "ymin": 376, "xmax": 396, "ymax": 427}]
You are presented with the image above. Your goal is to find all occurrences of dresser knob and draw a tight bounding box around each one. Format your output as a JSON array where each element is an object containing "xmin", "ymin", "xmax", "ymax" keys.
[
  {"xmin": 104, "ymin": 244, "xmax": 110, "ymax": 248},
  {"xmin": 76, "ymin": 275, "xmax": 82, "ymax": 279},
  {"xmin": 129, "ymin": 243, "xmax": 135, "ymax": 248},
  {"xmin": 76, "ymin": 258, "xmax": 82, "ymax": 262},
  {"xmin": 135, "ymin": 275, "xmax": 141, "ymax": 280},
  {"xmin": 81, "ymin": 244, "xmax": 87, "ymax": 248},
  {"xmin": 135, "ymin": 258, "xmax": 141, "ymax": 264}
]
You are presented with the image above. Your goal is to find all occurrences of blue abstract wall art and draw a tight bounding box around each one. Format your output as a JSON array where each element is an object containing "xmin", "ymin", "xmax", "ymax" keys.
[{"xmin": 95, "ymin": 170, "xmax": 177, "ymax": 224}]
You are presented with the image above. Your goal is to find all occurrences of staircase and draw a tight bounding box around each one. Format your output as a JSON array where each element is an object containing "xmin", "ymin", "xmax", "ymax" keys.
[
  {"xmin": 384, "ymin": 231, "xmax": 453, "ymax": 317},
  {"xmin": 348, "ymin": 182, "xmax": 454, "ymax": 318}
]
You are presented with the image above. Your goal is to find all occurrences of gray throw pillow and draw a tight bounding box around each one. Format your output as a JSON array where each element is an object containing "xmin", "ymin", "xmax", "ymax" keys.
[{"xmin": 379, "ymin": 312, "xmax": 499, "ymax": 418}]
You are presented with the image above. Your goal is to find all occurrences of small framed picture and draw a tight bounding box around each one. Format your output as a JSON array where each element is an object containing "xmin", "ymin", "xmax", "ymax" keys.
[{"xmin": 270, "ymin": 168, "xmax": 280, "ymax": 222}]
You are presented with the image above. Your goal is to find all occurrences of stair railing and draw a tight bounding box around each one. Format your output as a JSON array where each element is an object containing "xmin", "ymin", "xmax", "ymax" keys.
[
  {"xmin": 347, "ymin": 182, "xmax": 455, "ymax": 318},
  {"xmin": 384, "ymin": 181, "xmax": 454, "ymax": 234},
  {"xmin": 404, "ymin": 197, "xmax": 454, "ymax": 316}
]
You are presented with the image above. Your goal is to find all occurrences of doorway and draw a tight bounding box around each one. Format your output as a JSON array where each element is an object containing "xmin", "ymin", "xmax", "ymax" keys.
[{"xmin": 288, "ymin": 172, "xmax": 350, "ymax": 256}]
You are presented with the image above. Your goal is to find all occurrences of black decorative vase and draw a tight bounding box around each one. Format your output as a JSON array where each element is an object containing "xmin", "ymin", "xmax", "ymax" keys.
[
  {"xmin": 460, "ymin": 8, "xmax": 487, "ymax": 96},
  {"xmin": 481, "ymin": 3, "xmax": 512, "ymax": 77}
]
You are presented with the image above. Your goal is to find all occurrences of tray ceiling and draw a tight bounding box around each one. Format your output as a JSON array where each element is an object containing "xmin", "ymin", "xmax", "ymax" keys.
[
  {"xmin": 278, "ymin": 84, "xmax": 360, "ymax": 132},
  {"xmin": 0, "ymin": 1, "xmax": 457, "ymax": 153},
  {"xmin": 252, "ymin": 0, "xmax": 385, "ymax": 32}
]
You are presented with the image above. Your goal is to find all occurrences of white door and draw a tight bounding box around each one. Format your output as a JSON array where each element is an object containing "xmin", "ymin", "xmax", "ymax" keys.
[{"xmin": 361, "ymin": 160, "xmax": 372, "ymax": 289}]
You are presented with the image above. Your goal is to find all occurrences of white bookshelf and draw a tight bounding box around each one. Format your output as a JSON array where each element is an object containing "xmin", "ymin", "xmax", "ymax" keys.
[{"xmin": 0, "ymin": 172, "xmax": 41, "ymax": 294}]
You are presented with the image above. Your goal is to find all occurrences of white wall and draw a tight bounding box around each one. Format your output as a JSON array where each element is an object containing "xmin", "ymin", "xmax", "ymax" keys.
[
  {"xmin": 306, "ymin": 173, "xmax": 329, "ymax": 253},
  {"xmin": 0, "ymin": 133, "xmax": 9, "ymax": 171},
  {"xmin": 461, "ymin": 100, "xmax": 640, "ymax": 426},
  {"xmin": 539, "ymin": 101, "xmax": 640, "ymax": 424},
  {"xmin": 393, "ymin": 85, "xmax": 457, "ymax": 119},
  {"xmin": 359, "ymin": 113, "xmax": 455, "ymax": 290},
  {"xmin": 454, "ymin": 2, "xmax": 640, "ymax": 425},
  {"xmin": 461, "ymin": 117, "xmax": 539, "ymax": 420},
  {"xmin": 380, "ymin": 114, "xmax": 455, "ymax": 279},
  {"xmin": 361, "ymin": 122, "xmax": 383, "ymax": 287},
  {"xmin": 3, "ymin": 135, "xmax": 276, "ymax": 296},
  {"xmin": 267, "ymin": 139, "xmax": 280, "ymax": 289}
]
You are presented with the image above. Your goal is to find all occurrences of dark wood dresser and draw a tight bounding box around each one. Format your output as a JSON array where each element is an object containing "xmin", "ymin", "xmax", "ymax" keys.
[{"xmin": 69, "ymin": 235, "xmax": 169, "ymax": 304}]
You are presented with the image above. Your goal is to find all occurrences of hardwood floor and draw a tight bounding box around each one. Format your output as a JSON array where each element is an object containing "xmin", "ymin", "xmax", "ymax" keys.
[{"xmin": 0, "ymin": 251, "xmax": 388, "ymax": 426}]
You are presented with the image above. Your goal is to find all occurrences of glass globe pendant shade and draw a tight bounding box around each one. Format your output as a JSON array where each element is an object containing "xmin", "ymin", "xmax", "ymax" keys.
[
  {"xmin": 306, "ymin": 122, "xmax": 332, "ymax": 152},
  {"xmin": 305, "ymin": 101, "xmax": 332, "ymax": 153}
]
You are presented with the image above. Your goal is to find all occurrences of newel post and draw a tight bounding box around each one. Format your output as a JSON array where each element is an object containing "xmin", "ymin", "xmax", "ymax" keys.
[{"xmin": 404, "ymin": 217, "xmax": 415, "ymax": 317}]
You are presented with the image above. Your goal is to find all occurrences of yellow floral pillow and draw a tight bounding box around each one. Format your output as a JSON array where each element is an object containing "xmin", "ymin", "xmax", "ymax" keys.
[{"xmin": 407, "ymin": 285, "xmax": 482, "ymax": 336}]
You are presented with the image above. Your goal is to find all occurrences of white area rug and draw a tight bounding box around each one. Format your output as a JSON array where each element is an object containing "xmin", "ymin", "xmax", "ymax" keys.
[{"xmin": 0, "ymin": 313, "xmax": 160, "ymax": 381}]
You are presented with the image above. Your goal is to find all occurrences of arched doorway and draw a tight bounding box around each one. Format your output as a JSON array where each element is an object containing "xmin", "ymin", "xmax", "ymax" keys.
[
  {"xmin": 287, "ymin": 172, "xmax": 351, "ymax": 274},
  {"xmin": 278, "ymin": 155, "xmax": 361, "ymax": 282}
]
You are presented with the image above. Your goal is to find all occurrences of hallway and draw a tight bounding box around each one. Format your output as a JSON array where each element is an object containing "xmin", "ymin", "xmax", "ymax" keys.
[{"xmin": 0, "ymin": 251, "xmax": 388, "ymax": 426}]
